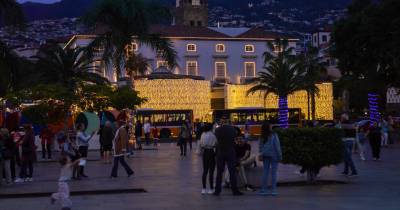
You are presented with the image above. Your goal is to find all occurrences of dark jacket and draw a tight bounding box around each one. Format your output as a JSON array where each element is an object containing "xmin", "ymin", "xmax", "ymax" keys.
[
  {"xmin": 214, "ymin": 125, "xmax": 238, "ymax": 155},
  {"xmin": 21, "ymin": 132, "xmax": 36, "ymax": 161},
  {"xmin": 135, "ymin": 123, "xmax": 143, "ymax": 137},
  {"xmin": 3, "ymin": 136, "xmax": 16, "ymax": 160},
  {"xmin": 101, "ymin": 126, "xmax": 114, "ymax": 147}
]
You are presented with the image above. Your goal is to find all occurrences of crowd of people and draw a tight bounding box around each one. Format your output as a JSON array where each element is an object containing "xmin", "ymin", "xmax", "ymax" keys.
[{"xmin": 0, "ymin": 113, "xmax": 399, "ymax": 209}]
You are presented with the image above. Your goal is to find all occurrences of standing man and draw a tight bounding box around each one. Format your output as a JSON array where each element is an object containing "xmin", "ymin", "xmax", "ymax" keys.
[
  {"xmin": 135, "ymin": 121, "xmax": 143, "ymax": 150},
  {"xmin": 213, "ymin": 119, "xmax": 243, "ymax": 196},
  {"xmin": 143, "ymin": 120, "xmax": 151, "ymax": 146},
  {"xmin": 111, "ymin": 121, "xmax": 134, "ymax": 178}
]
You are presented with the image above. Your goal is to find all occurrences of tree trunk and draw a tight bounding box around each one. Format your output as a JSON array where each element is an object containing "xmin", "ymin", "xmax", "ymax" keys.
[
  {"xmin": 278, "ymin": 96, "xmax": 289, "ymax": 128},
  {"xmin": 307, "ymin": 91, "xmax": 311, "ymax": 121},
  {"xmin": 311, "ymin": 92, "xmax": 316, "ymax": 121}
]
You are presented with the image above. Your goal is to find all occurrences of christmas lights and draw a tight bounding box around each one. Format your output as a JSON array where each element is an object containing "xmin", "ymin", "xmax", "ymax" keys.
[{"xmin": 368, "ymin": 93, "xmax": 380, "ymax": 124}]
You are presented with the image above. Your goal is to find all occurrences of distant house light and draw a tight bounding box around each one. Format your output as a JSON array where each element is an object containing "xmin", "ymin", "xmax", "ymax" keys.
[{"xmin": 216, "ymin": 44, "xmax": 225, "ymax": 53}]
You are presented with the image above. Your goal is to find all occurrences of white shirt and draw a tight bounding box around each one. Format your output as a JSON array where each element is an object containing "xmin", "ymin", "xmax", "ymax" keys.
[
  {"xmin": 144, "ymin": 123, "xmax": 151, "ymax": 134},
  {"xmin": 199, "ymin": 131, "xmax": 217, "ymax": 149}
]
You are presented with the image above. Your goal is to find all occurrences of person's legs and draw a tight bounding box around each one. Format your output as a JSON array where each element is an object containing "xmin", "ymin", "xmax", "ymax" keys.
[
  {"xmin": 4, "ymin": 159, "xmax": 11, "ymax": 183},
  {"xmin": 189, "ymin": 136, "xmax": 193, "ymax": 151},
  {"xmin": 41, "ymin": 144, "xmax": 46, "ymax": 159},
  {"xmin": 119, "ymin": 156, "xmax": 134, "ymax": 175},
  {"xmin": 370, "ymin": 140, "xmax": 377, "ymax": 159},
  {"xmin": 270, "ymin": 160, "xmax": 279, "ymax": 193},
  {"xmin": 202, "ymin": 152, "xmax": 210, "ymax": 189},
  {"xmin": 183, "ymin": 140, "xmax": 187, "ymax": 156},
  {"xmin": 261, "ymin": 157, "xmax": 271, "ymax": 192},
  {"xmin": 10, "ymin": 157, "xmax": 16, "ymax": 180},
  {"xmin": 180, "ymin": 144, "xmax": 184, "ymax": 156},
  {"xmin": 79, "ymin": 146, "xmax": 88, "ymax": 177},
  {"xmin": 111, "ymin": 156, "xmax": 119, "ymax": 177},
  {"xmin": 27, "ymin": 160, "xmax": 33, "ymax": 178},
  {"xmin": 376, "ymin": 141, "xmax": 381, "ymax": 159},
  {"xmin": 209, "ymin": 152, "xmax": 216, "ymax": 190},
  {"xmin": 0, "ymin": 159, "xmax": 3, "ymax": 185},
  {"xmin": 382, "ymin": 132, "xmax": 388, "ymax": 146},
  {"xmin": 226, "ymin": 153, "xmax": 240, "ymax": 194},
  {"xmin": 214, "ymin": 156, "xmax": 225, "ymax": 194},
  {"xmin": 47, "ymin": 143, "xmax": 52, "ymax": 159},
  {"xmin": 238, "ymin": 165, "xmax": 247, "ymax": 186},
  {"xmin": 145, "ymin": 133, "xmax": 150, "ymax": 145},
  {"xmin": 345, "ymin": 141, "xmax": 357, "ymax": 174},
  {"xmin": 19, "ymin": 160, "xmax": 27, "ymax": 179}
]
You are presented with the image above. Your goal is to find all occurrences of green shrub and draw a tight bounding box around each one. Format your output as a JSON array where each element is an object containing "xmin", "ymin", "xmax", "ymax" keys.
[{"xmin": 276, "ymin": 128, "xmax": 344, "ymax": 182}]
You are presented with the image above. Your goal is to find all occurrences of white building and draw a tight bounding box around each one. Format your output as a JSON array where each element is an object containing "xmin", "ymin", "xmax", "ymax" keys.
[{"xmin": 65, "ymin": 0, "xmax": 298, "ymax": 84}]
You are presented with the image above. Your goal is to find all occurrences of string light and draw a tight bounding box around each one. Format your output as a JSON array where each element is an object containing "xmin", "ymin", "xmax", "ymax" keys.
[
  {"xmin": 226, "ymin": 83, "xmax": 334, "ymax": 120},
  {"xmin": 368, "ymin": 93, "xmax": 380, "ymax": 124},
  {"xmin": 278, "ymin": 96, "xmax": 289, "ymax": 128}
]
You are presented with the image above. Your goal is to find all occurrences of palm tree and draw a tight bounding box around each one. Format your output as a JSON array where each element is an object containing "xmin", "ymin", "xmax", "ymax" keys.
[
  {"xmin": 299, "ymin": 46, "xmax": 327, "ymax": 121},
  {"xmin": 83, "ymin": 0, "xmax": 177, "ymax": 86},
  {"xmin": 247, "ymin": 39, "xmax": 306, "ymax": 128},
  {"xmin": 34, "ymin": 44, "xmax": 110, "ymax": 126},
  {"xmin": 0, "ymin": 0, "xmax": 24, "ymax": 26}
]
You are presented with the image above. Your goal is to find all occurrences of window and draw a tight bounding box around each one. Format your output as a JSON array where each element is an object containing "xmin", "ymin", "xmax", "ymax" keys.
[
  {"xmin": 125, "ymin": 42, "xmax": 138, "ymax": 56},
  {"xmin": 273, "ymin": 44, "xmax": 283, "ymax": 53},
  {"xmin": 157, "ymin": 60, "xmax": 168, "ymax": 68},
  {"xmin": 92, "ymin": 61, "xmax": 105, "ymax": 76},
  {"xmin": 215, "ymin": 62, "xmax": 227, "ymax": 78},
  {"xmin": 244, "ymin": 62, "xmax": 256, "ymax": 78},
  {"xmin": 187, "ymin": 44, "xmax": 197, "ymax": 52},
  {"xmin": 192, "ymin": 0, "xmax": 201, "ymax": 5},
  {"xmin": 186, "ymin": 61, "xmax": 198, "ymax": 76},
  {"xmin": 197, "ymin": 21, "xmax": 202, "ymax": 26},
  {"xmin": 245, "ymin": 45, "xmax": 254, "ymax": 53},
  {"xmin": 216, "ymin": 44, "xmax": 225, "ymax": 53},
  {"xmin": 322, "ymin": 35, "xmax": 327, "ymax": 42}
]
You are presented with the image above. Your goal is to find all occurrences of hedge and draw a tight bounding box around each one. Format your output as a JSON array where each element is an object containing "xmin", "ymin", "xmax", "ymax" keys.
[{"xmin": 275, "ymin": 128, "xmax": 344, "ymax": 182}]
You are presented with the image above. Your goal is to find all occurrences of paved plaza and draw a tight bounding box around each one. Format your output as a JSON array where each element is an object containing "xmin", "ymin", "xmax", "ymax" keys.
[{"xmin": 1, "ymin": 142, "xmax": 400, "ymax": 210}]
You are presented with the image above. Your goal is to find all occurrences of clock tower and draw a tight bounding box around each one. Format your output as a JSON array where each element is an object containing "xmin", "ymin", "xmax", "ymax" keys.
[{"xmin": 174, "ymin": 0, "xmax": 208, "ymax": 27}]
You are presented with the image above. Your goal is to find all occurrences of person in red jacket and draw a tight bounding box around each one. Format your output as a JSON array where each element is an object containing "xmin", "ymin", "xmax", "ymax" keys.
[{"xmin": 40, "ymin": 128, "xmax": 54, "ymax": 160}]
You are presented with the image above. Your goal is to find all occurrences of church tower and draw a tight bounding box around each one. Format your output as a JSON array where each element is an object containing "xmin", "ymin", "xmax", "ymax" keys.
[{"xmin": 174, "ymin": 0, "xmax": 208, "ymax": 27}]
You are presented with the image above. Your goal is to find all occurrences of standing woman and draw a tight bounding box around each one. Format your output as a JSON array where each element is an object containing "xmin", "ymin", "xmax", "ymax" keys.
[
  {"xmin": 258, "ymin": 122, "xmax": 282, "ymax": 196},
  {"xmin": 178, "ymin": 122, "xmax": 190, "ymax": 156},
  {"xmin": 369, "ymin": 122, "xmax": 382, "ymax": 161},
  {"xmin": 18, "ymin": 125, "xmax": 36, "ymax": 182},
  {"xmin": 134, "ymin": 121, "xmax": 143, "ymax": 150},
  {"xmin": 101, "ymin": 121, "xmax": 114, "ymax": 164},
  {"xmin": 199, "ymin": 123, "xmax": 217, "ymax": 194},
  {"xmin": 1, "ymin": 128, "xmax": 15, "ymax": 184},
  {"xmin": 76, "ymin": 124, "xmax": 95, "ymax": 178}
]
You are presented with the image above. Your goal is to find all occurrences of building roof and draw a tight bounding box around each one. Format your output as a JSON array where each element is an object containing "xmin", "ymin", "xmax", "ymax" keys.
[
  {"xmin": 235, "ymin": 27, "xmax": 283, "ymax": 39},
  {"xmin": 149, "ymin": 25, "xmax": 231, "ymax": 39}
]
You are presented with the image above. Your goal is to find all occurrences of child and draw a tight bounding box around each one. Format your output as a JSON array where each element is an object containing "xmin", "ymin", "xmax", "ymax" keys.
[{"xmin": 51, "ymin": 156, "xmax": 81, "ymax": 210}]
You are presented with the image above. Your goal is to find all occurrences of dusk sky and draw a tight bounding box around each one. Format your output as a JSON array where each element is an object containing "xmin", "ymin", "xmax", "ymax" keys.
[{"xmin": 18, "ymin": 0, "xmax": 60, "ymax": 3}]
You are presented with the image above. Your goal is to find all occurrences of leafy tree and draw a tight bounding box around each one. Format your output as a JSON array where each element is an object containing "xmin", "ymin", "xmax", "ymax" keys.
[
  {"xmin": 0, "ymin": 0, "xmax": 24, "ymax": 26},
  {"xmin": 109, "ymin": 86, "xmax": 147, "ymax": 111},
  {"xmin": 83, "ymin": 0, "xmax": 177, "ymax": 84},
  {"xmin": 247, "ymin": 39, "xmax": 306, "ymax": 128},
  {"xmin": 331, "ymin": 0, "xmax": 400, "ymax": 115}
]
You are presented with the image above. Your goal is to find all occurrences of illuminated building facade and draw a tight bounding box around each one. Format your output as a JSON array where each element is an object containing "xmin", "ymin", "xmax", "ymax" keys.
[{"xmin": 225, "ymin": 83, "xmax": 334, "ymax": 120}]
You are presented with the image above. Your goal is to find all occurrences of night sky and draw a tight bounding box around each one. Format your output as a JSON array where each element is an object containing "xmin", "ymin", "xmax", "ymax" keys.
[{"xmin": 18, "ymin": 0, "xmax": 60, "ymax": 3}]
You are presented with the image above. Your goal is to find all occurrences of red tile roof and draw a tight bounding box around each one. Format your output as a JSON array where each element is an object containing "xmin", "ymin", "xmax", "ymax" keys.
[
  {"xmin": 235, "ymin": 27, "xmax": 294, "ymax": 39},
  {"xmin": 149, "ymin": 25, "xmax": 231, "ymax": 38}
]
